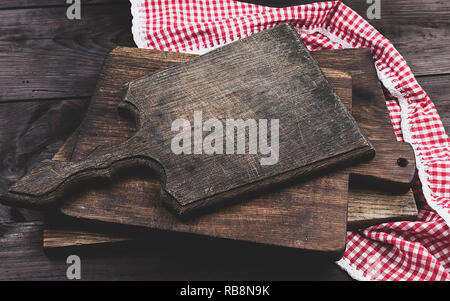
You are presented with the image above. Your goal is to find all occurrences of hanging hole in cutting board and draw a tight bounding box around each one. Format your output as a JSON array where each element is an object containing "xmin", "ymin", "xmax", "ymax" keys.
[{"xmin": 397, "ymin": 158, "xmax": 409, "ymax": 167}]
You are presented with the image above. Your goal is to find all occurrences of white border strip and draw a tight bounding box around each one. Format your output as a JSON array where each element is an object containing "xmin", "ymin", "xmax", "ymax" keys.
[
  {"xmin": 381, "ymin": 74, "xmax": 450, "ymax": 226},
  {"xmin": 129, "ymin": 0, "xmax": 238, "ymax": 54},
  {"xmin": 337, "ymin": 256, "xmax": 372, "ymax": 281},
  {"xmin": 130, "ymin": 0, "xmax": 148, "ymax": 48}
]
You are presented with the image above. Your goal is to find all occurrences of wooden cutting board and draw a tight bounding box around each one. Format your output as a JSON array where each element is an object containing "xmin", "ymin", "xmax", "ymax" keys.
[
  {"xmin": 2, "ymin": 24, "xmax": 374, "ymax": 218},
  {"xmin": 42, "ymin": 46, "xmax": 417, "ymax": 253},
  {"xmin": 44, "ymin": 48, "xmax": 355, "ymax": 258}
]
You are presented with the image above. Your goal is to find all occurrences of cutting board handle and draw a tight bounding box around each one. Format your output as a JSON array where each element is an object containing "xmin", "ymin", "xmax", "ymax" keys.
[{"xmin": 1, "ymin": 135, "xmax": 164, "ymax": 209}]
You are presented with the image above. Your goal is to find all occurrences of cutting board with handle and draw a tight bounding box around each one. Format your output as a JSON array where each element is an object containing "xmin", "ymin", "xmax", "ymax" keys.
[
  {"xmin": 2, "ymin": 24, "xmax": 374, "ymax": 218},
  {"xmin": 42, "ymin": 46, "xmax": 417, "ymax": 254},
  {"xmin": 45, "ymin": 47, "xmax": 356, "ymax": 258}
]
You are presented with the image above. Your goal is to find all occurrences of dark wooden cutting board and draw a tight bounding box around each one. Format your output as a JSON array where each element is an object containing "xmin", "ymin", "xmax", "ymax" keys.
[
  {"xmin": 44, "ymin": 48, "xmax": 355, "ymax": 257},
  {"xmin": 42, "ymin": 46, "xmax": 417, "ymax": 253},
  {"xmin": 2, "ymin": 24, "xmax": 374, "ymax": 218}
]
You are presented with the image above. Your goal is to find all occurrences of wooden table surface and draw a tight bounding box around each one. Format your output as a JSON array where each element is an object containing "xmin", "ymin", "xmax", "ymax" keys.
[{"xmin": 0, "ymin": 0, "xmax": 448, "ymax": 280}]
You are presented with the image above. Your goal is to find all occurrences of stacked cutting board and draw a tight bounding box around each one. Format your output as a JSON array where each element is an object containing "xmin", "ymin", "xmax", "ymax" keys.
[{"xmin": 2, "ymin": 24, "xmax": 417, "ymax": 260}]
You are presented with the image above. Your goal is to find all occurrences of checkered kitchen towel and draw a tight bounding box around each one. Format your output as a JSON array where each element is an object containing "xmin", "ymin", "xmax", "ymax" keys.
[{"xmin": 129, "ymin": 0, "xmax": 450, "ymax": 280}]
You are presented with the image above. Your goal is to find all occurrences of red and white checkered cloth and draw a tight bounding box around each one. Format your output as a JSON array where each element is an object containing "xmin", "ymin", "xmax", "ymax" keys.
[{"xmin": 130, "ymin": 0, "xmax": 450, "ymax": 280}]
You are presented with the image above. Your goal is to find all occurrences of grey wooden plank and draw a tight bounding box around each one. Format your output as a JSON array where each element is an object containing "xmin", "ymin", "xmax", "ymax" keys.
[
  {"xmin": 0, "ymin": 0, "xmax": 448, "ymax": 102},
  {"xmin": 0, "ymin": 221, "xmax": 352, "ymax": 280},
  {"xmin": 0, "ymin": 3, "xmax": 134, "ymax": 102},
  {"xmin": 0, "ymin": 39, "xmax": 116, "ymax": 101},
  {"xmin": 0, "ymin": 221, "xmax": 66, "ymax": 280},
  {"xmin": 0, "ymin": 4, "xmax": 133, "ymax": 41},
  {"xmin": 0, "ymin": 39, "xmax": 132, "ymax": 102},
  {"xmin": 0, "ymin": 0, "xmax": 124, "ymax": 9},
  {"xmin": 0, "ymin": 205, "xmax": 43, "ymax": 224}
]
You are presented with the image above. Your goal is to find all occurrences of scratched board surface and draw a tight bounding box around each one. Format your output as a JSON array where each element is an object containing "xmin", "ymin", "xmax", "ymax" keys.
[
  {"xmin": 42, "ymin": 45, "xmax": 418, "ymax": 251},
  {"xmin": 42, "ymin": 46, "xmax": 357, "ymax": 257},
  {"xmin": 3, "ymin": 24, "xmax": 374, "ymax": 218}
]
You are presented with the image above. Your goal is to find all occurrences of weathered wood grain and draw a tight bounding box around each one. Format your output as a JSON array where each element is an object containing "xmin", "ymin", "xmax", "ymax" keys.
[
  {"xmin": 313, "ymin": 49, "xmax": 416, "ymax": 189},
  {"xmin": 0, "ymin": 4, "xmax": 132, "ymax": 41},
  {"xmin": 45, "ymin": 47, "xmax": 416, "ymax": 250},
  {"xmin": 40, "ymin": 46, "xmax": 417, "ymax": 249},
  {"xmin": 0, "ymin": 221, "xmax": 352, "ymax": 280},
  {"xmin": 0, "ymin": 0, "xmax": 443, "ymax": 281},
  {"xmin": 3, "ymin": 24, "xmax": 374, "ymax": 219},
  {"xmin": 0, "ymin": 0, "xmax": 447, "ymax": 103},
  {"xmin": 313, "ymin": 48, "xmax": 419, "ymax": 226},
  {"xmin": 348, "ymin": 185, "xmax": 417, "ymax": 228},
  {"xmin": 0, "ymin": 4, "xmax": 134, "ymax": 102},
  {"xmin": 0, "ymin": 40, "xmax": 131, "ymax": 102},
  {"xmin": 0, "ymin": 0, "xmax": 122, "ymax": 9},
  {"xmin": 40, "ymin": 47, "xmax": 355, "ymax": 256},
  {"xmin": 57, "ymin": 46, "xmax": 415, "ymax": 234}
]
